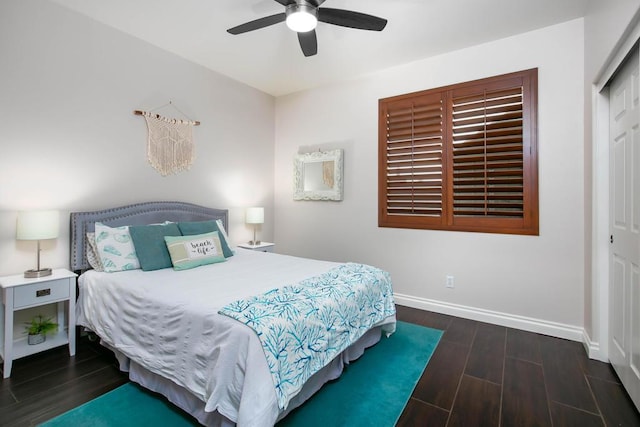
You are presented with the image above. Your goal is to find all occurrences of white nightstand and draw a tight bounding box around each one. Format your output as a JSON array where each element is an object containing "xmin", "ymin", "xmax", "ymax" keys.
[
  {"xmin": 0, "ymin": 268, "xmax": 77, "ymax": 378},
  {"xmin": 237, "ymin": 242, "xmax": 275, "ymax": 253}
]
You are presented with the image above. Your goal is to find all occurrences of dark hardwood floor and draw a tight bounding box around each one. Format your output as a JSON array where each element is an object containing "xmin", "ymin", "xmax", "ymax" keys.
[
  {"xmin": 395, "ymin": 306, "xmax": 640, "ymax": 427},
  {"xmin": 1, "ymin": 305, "xmax": 639, "ymax": 426}
]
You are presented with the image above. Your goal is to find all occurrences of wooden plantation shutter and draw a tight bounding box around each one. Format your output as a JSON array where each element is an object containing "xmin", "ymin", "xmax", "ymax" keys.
[
  {"xmin": 379, "ymin": 69, "xmax": 538, "ymax": 235},
  {"xmin": 382, "ymin": 92, "xmax": 446, "ymax": 227}
]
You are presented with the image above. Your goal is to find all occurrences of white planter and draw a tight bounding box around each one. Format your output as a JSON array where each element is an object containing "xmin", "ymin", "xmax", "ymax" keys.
[{"xmin": 27, "ymin": 333, "xmax": 46, "ymax": 345}]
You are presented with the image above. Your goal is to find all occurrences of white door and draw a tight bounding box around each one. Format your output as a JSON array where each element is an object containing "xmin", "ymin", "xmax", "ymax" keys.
[{"xmin": 609, "ymin": 46, "xmax": 640, "ymax": 412}]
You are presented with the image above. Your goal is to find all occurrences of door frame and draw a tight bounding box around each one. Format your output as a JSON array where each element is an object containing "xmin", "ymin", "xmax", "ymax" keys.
[{"xmin": 592, "ymin": 17, "xmax": 640, "ymax": 362}]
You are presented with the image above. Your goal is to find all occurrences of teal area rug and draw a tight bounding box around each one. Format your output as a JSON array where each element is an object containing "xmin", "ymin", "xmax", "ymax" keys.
[
  {"xmin": 40, "ymin": 321, "xmax": 442, "ymax": 427},
  {"xmin": 277, "ymin": 321, "xmax": 442, "ymax": 427},
  {"xmin": 40, "ymin": 382, "xmax": 199, "ymax": 427}
]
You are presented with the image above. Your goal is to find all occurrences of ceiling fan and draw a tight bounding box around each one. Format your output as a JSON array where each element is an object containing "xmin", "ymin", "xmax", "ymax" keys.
[{"xmin": 227, "ymin": 0, "xmax": 388, "ymax": 57}]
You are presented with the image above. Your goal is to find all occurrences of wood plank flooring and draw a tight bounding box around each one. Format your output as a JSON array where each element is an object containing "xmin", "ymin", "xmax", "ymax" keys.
[
  {"xmin": 1, "ymin": 305, "xmax": 638, "ymax": 426},
  {"xmin": 395, "ymin": 306, "xmax": 640, "ymax": 427}
]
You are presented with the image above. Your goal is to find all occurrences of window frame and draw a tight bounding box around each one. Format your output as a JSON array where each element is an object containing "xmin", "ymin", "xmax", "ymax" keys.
[{"xmin": 378, "ymin": 69, "xmax": 538, "ymax": 236}]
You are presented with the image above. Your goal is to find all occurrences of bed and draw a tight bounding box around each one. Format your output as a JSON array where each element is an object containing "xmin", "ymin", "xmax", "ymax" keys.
[{"xmin": 70, "ymin": 201, "xmax": 396, "ymax": 426}]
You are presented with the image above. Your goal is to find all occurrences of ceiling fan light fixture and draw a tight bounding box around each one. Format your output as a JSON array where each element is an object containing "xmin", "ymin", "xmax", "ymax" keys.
[
  {"xmin": 227, "ymin": 1, "xmax": 388, "ymax": 57},
  {"xmin": 286, "ymin": 4, "xmax": 318, "ymax": 33}
]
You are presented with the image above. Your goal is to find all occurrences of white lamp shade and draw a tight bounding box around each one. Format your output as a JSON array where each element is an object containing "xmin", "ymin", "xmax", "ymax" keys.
[
  {"xmin": 16, "ymin": 210, "xmax": 60, "ymax": 240},
  {"xmin": 246, "ymin": 207, "xmax": 264, "ymax": 224}
]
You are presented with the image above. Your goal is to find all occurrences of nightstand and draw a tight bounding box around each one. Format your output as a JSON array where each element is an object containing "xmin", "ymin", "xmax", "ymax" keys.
[
  {"xmin": 237, "ymin": 242, "xmax": 275, "ymax": 253},
  {"xmin": 0, "ymin": 268, "xmax": 77, "ymax": 378}
]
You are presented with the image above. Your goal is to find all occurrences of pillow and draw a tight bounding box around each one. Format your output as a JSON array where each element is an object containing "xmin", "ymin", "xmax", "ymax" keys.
[
  {"xmin": 85, "ymin": 232, "xmax": 104, "ymax": 272},
  {"xmin": 215, "ymin": 218, "xmax": 235, "ymax": 255},
  {"xmin": 164, "ymin": 232, "xmax": 227, "ymax": 270},
  {"xmin": 178, "ymin": 220, "xmax": 233, "ymax": 258},
  {"xmin": 129, "ymin": 223, "xmax": 182, "ymax": 271},
  {"xmin": 94, "ymin": 222, "xmax": 140, "ymax": 272},
  {"xmin": 215, "ymin": 219, "xmax": 230, "ymax": 246}
]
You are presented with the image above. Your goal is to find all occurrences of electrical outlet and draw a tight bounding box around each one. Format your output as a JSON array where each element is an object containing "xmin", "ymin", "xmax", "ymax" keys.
[{"xmin": 446, "ymin": 275, "xmax": 454, "ymax": 288}]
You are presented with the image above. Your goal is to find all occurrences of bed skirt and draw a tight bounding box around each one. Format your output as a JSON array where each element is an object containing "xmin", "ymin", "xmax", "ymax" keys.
[{"xmin": 104, "ymin": 323, "xmax": 389, "ymax": 426}]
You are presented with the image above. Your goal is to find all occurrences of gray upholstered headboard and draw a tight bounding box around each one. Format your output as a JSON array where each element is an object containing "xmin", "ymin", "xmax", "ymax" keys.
[{"xmin": 70, "ymin": 201, "xmax": 228, "ymax": 272}]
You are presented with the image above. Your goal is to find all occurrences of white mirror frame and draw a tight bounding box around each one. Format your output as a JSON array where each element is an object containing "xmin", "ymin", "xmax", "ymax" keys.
[{"xmin": 293, "ymin": 149, "xmax": 343, "ymax": 201}]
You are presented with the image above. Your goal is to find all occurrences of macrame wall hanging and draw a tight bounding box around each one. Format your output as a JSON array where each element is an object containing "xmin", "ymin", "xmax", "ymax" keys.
[{"xmin": 134, "ymin": 102, "xmax": 200, "ymax": 176}]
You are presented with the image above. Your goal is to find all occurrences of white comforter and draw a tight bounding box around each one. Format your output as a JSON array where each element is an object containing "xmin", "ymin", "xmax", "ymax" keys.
[{"xmin": 76, "ymin": 249, "xmax": 393, "ymax": 426}]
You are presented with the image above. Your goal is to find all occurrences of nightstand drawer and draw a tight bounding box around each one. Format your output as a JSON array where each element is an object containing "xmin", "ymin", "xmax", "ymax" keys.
[{"xmin": 13, "ymin": 278, "xmax": 70, "ymax": 308}]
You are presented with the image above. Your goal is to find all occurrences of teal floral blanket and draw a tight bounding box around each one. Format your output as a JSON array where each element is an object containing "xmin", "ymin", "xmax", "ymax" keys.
[{"xmin": 218, "ymin": 263, "xmax": 396, "ymax": 410}]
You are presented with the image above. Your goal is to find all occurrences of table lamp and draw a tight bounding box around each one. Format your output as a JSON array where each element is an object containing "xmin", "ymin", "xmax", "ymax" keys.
[
  {"xmin": 246, "ymin": 207, "xmax": 264, "ymax": 245},
  {"xmin": 16, "ymin": 210, "xmax": 59, "ymax": 278}
]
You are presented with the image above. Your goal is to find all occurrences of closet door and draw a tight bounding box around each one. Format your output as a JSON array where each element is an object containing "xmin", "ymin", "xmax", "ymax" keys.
[{"xmin": 609, "ymin": 46, "xmax": 640, "ymax": 412}]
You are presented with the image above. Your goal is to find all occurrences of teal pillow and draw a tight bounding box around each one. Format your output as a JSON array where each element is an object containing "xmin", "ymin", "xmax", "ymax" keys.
[
  {"xmin": 178, "ymin": 221, "xmax": 233, "ymax": 258},
  {"xmin": 164, "ymin": 232, "xmax": 226, "ymax": 270},
  {"xmin": 129, "ymin": 223, "xmax": 181, "ymax": 271}
]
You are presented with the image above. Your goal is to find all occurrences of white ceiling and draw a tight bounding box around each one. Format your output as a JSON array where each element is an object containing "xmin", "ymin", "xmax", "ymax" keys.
[{"xmin": 50, "ymin": 0, "xmax": 588, "ymax": 97}]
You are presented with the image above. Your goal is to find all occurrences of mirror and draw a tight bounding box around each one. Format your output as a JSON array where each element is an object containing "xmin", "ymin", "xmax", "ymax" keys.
[{"xmin": 294, "ymin": 149, "xmax": 343, "ymax": 201}]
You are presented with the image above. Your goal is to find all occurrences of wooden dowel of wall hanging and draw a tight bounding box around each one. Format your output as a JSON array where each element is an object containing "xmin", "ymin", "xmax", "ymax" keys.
[{"xmin": 133, "ymin": 110, "xmax": 200, "ymax": 126}]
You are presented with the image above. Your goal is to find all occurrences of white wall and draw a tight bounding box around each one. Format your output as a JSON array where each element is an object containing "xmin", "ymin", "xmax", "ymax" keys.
[
  {"xmin": 0, "ymin": 0, "xmax": 616, "ymax": 345},
  {"xmin": 0, "ymin": 0, "xmax": 275, "ymax": 278},
  {"xmin": 274, "ymin": 19, "xmax": 585, "ymax": 333}
]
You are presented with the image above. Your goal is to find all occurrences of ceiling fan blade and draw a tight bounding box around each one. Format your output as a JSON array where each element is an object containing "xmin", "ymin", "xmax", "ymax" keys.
[
  {"xmin": 298, "ymin": 30, "xmax": 318, "ymax": 57},
  {"xmin": 318, "ymin": 8, "xmax": 387, "ymax": 31},
  {"xmin": 272, "ymin": 0, "xmax": 295, "ymax": 5},
  {"xmin": 227, "ymin": 13, "xmax": 286, "ymax": 35}
]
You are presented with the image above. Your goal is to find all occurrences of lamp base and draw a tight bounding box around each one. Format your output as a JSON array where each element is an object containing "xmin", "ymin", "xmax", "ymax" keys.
[
  {"xmin": 24, "ymin": 268, "xmax": 52, "ymax": 278},
  {"xmin": 248, "ymin": 240, "xmax": 261, "ymax": 246}
]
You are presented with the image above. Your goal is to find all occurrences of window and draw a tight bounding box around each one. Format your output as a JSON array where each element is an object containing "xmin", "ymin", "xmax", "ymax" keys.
[{"xmin": 378, "ymin": 69, "xmax": 538, "ymax": 235}]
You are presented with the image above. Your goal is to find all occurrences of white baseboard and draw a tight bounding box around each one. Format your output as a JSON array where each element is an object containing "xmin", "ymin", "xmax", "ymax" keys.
[
  {"xmin": 582, "ymin": 329, "xmax": 608, "ymax": 362},
  {"xmin": 394, "ymin": 293, "xmax": 586, "ymax": 344}
]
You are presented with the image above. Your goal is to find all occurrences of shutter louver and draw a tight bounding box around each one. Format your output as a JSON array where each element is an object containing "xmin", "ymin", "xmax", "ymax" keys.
[
  {"xmin": 384, "ymin": 95, "xmax": 444, "ymax": 218},
  {"xmin": 451, "ymin": 86, "xmax": 524, "ymax": 218}
]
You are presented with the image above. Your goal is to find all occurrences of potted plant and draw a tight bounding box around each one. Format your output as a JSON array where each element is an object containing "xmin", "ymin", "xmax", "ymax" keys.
[{"xmin": 24, "ymin": 315, "xmax": 58, "ymax": 345}]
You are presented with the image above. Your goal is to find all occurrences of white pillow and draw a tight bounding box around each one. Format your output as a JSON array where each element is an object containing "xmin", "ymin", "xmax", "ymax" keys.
[
  {"xmin": 216, "ymin": 219, "xmax": 234, "ymax": 253},
  {"xmin": 94, "ymin": 222, "xmax": 140, "ymax": 272},
  {"xmin": 85, "ymin": 232, "xmax": 104, "ymax": 272}
]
